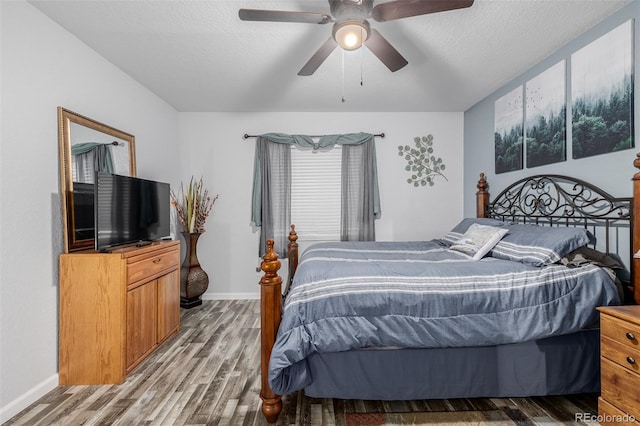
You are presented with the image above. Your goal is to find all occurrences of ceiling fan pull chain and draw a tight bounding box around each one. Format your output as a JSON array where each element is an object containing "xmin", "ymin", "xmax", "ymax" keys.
[
  {"xmin": 341, "ymin": 49, "xmax": 346, "ymax": 103},
  {"xmin": 360, "ymin": 31, "xmax": 364, "ymax": 86}
]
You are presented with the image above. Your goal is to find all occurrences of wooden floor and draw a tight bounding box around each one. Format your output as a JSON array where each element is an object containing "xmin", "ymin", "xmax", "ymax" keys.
[{"xmin": 5, "ymin": 300, "xmax": 597, "ymax": 425}]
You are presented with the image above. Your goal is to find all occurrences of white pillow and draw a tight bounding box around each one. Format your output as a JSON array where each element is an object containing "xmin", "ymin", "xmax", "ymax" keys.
[{"xmin": 449, "ymin": 223, "xmax": 509, "ymax": 260}]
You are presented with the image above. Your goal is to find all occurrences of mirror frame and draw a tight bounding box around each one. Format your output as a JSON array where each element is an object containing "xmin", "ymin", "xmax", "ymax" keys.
[{"xmin": 58, "ymin": 107, "xmax": 137, "ymax": 252}]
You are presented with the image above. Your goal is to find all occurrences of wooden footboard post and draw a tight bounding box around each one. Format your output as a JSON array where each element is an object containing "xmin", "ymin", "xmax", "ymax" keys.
[
  {"xmin": 259, "ymin": 239, "xmax": 282, "ymax": 423},
  {"xmin": 476, "ymin": 173, "xmax": 490, "ymax": 218}
]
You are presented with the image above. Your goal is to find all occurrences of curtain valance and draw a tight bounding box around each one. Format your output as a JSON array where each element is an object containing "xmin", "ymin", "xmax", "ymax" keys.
[{"xmin": 259, "ymin": 132, "xmax": 374, "ymax": 151}]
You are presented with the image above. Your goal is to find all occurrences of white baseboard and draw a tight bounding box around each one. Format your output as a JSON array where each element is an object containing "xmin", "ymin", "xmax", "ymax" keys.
[
  {"xmin": 0, "ymin": 374, "xmax": 58, "ymax": 423},
  {"xmin": 201, "ymin": 292, "xmax": 260, "ymax": 300}
]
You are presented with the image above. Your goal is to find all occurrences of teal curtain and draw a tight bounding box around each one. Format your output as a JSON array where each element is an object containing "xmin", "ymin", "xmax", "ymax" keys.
[
  {"xmin": 341, "ymin": 140, "xmax": 379, "ymax": 241},
  {"xmin": 71, "ymin": 142, "xmax": 115, "ymax": 174},
  {"xmin": 251, "ymin": 132, "xmax": 381, "ymax": 256},
  {"xmin": 253, "ymin": 137, "xmax": 291, "ymax": 257}
]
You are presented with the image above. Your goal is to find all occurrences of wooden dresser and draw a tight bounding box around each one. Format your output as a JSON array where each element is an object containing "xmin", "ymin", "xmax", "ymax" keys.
[
  {"xmin": 598, "ymin": 305, "xmax": 640, "ymax": 425},
  {"xmin": 59, "ymin": 240, "xmax": 180, "ymax": 385}
]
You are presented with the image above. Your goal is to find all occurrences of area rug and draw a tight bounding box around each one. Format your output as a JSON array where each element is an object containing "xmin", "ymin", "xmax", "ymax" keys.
[
  {"xmin": 285, "ymin": 392, "xmax": 596, "ymax": 425},
  {"xmin": 343, "ymin": 410, "xmax": 518, "ymax": 426}
]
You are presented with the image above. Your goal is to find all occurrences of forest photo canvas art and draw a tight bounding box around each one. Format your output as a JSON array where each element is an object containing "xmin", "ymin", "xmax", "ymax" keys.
[
  {"xmin": 571, "ymin": 19, "xmax": 634, "ymax": 159},
  {"xmin": 525, "ymin": 60, "xmax": 566, "ymax": 168},
  {"xmin": 495, "ymin": 85, "xmax": 524, "ymax": 174}
]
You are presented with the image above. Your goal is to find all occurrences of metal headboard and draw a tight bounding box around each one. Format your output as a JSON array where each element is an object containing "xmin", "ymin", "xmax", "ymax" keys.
[{"xmin": 486, "ymin": 175, "xmax": 632, "ymax": 263}]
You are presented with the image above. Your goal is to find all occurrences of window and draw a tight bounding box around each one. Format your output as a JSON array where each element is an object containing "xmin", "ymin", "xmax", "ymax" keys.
[
  {"xmin": 252, "ymin": 134, "xmax": 380, "ymax": 257},
  {"xmin": 290, "ymin": 145, "xmax": 342, "ymax": 242}
]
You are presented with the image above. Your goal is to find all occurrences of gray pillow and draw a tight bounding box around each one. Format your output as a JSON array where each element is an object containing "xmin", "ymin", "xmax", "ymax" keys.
[
  {"xmin": 449, "ymin": 223, "xmax": 509, "ymax": 260},
  {"xmin": 491, "ymin": 224, "xmax": 594, "ymax": 266},
  {"xmin": 442, "ymin": 218, "xmax": 508, "ymax": 245}
]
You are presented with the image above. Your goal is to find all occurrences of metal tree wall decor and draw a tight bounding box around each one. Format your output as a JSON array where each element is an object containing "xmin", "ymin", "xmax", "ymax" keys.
[{"xmin": 398, "ymin": 135, "xmax": 447, "ymax": 187}]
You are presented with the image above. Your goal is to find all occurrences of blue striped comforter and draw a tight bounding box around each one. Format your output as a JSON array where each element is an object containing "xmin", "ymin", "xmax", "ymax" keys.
[{"xmin": 268, "ymin": 240, "xmax": 620, "ymax": 395}]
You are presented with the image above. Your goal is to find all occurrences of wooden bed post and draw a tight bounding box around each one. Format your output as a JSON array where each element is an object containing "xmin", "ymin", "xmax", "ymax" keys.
[
  {"xmin": 632, "ymin": 154, "xmax": 640, "ymax": 304},
  {"xmin": 476, "ymin": 173, "xmax": 490, "ymax": 218},
  {"xmin": 259, "ymin": 239, "xmax": 282, "ymax": 423}
]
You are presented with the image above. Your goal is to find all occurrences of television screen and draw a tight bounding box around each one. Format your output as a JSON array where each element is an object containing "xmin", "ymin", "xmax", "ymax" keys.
[{"xmin": 95, "ymin": 172, "xmax": 170, "ymax": 251}]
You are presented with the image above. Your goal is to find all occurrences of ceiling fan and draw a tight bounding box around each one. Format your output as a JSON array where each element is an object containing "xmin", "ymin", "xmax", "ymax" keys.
[{"xmin": 239, "ymin": 0, "xmax": 474, "ymax": 76}]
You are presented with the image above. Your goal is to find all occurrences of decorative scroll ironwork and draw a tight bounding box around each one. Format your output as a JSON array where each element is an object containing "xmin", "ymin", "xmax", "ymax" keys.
[
  {"xmin": 487, "ymin": 175, "xmax": 631, "ymax": 223},
  {"xmin": 487, "ymin": 175, "xmax": 633, "ymax": 260}
]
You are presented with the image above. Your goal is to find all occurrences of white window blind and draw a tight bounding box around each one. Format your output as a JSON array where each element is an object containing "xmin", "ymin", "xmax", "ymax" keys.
[{"xmin": 290, "ymin": 145, "xmax": 342, "ymax": 242}]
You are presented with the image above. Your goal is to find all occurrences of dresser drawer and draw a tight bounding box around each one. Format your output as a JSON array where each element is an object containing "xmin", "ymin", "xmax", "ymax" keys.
[
  {"xmin": 602, "ymin": 335, "xmax": 640, "ymax": 374},
  {"xmin": 601, "ymin": 315, "xmax": 640, "ymax": 351},
  {"xmin": 601, "ymin": 357, "xmax": 640, "ymax": 418},
  {"xmin": 599, "ymin": 397, "xmax": 640, "ymax": 425},
  {"xmin": 127, "ymin": 247, "xmax": 180, "ymax": 286}
]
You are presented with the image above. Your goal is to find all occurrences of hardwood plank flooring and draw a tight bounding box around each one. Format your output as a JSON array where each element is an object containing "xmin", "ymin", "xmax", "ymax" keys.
[{"xmin": 5, "ymin": 300, "xmax": 597, "ymax": 425}]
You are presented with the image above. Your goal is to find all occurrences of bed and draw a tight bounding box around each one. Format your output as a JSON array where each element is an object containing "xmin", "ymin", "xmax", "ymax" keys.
[{"xmin": 256, "ymin": 171, "xmax": 637, "ymax": 423}]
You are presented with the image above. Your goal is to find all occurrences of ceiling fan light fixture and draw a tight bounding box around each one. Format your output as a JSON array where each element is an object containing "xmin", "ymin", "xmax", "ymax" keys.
[{"xmin": 333, "ymin": 20, "xmax": 369, "ymax": 51}]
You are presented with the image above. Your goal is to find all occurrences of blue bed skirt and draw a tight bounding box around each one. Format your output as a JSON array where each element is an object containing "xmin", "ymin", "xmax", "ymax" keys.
[{"xmin": 303, "ymin": 328, "xmax": 599, "ymax": 400}]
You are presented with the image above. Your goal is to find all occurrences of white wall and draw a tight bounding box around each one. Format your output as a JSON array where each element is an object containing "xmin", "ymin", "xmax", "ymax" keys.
[
  {"xmin": 178, "ymin": 112, "xmax": 464, "ymax": 298},
  {"xmin": 0, "ymin": 1, "xmax": 180, "ymax": 421}
]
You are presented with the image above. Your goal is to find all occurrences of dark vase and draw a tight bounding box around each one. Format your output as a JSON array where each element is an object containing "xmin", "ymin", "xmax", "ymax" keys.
[{"xmin": 180, "ymin": 232, "xmax": 209, "ymax": 308}]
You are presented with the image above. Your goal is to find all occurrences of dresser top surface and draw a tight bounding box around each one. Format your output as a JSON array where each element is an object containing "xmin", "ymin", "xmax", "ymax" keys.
[
  {"xmin": 598, "ymin": 305, "xmax": 640, "ymax": 325},
  {"xmin": 62, "ymin": 240, "xmax": 179, "ymax": 258}
]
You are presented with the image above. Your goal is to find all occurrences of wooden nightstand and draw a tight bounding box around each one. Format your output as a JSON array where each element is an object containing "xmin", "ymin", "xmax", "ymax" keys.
[{"xmin": 598, "ymin": 306, "xmax": 640, "ymax": 425}]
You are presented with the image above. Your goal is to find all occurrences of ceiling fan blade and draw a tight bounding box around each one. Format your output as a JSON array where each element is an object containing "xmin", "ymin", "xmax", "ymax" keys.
[
  {"xmin": 239, "ymin": 9, "xmax": 332, "ymax": 24},
  {"xmin": 372, "ymin": 0, "xmax": 474, "ymax": 22},
  {"xmin": 298, "ymin": 36, "xmax": 338, "ymax": 76},
  {"xmin": 364, "ymin": 29, "xmax": 408, "ymax": 72}
]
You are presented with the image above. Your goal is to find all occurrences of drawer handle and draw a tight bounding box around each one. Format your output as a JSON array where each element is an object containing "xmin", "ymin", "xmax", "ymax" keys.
[
  {"xmin": 153, "ymin": 258, "xmax": 162, "ymax": 264},
  {"xmin": 626, "ymin": 332, "xmax": 636, "ymax": 341},
  {"xmin": 627, "ymin": 356, "xmax": 636, "ymax": 365}
]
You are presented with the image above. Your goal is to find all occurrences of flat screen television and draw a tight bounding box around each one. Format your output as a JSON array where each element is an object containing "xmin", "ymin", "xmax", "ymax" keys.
[{"xmin": 95, "ymin": 172, "xmax": 171, "ymax": 251}]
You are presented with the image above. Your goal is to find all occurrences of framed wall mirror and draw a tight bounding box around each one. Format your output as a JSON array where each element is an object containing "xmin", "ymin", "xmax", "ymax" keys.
[{"xmin": 58, "ymin": 107, "xmax": 137, "ymax": 252}]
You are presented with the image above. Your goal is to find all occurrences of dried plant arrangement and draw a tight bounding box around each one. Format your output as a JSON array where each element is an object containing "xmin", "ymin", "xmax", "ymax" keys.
[{"xmin": 171, "ymin": 176, "xmax": 219, "ymax": 233}]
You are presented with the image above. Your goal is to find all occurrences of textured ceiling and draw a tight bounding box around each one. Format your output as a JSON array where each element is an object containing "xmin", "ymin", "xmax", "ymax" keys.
[{"xmin": 29, "ymin": 0, "xmax": 630, "ymax": 112}]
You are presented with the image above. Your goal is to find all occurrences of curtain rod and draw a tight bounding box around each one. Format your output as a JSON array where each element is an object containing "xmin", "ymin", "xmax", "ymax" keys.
[{"xmin": 243, "ymin": 133, "xmax": 385, "ymax": 139}]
